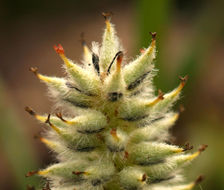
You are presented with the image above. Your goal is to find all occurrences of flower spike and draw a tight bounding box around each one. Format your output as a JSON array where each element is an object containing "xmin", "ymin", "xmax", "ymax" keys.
[{"xmin": 25, "ymin": 14, "xmax": 207, "ymax": 190}]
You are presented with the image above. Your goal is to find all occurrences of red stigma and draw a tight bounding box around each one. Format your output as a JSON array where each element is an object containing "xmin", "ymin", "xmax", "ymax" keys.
[{"xmin": 53, "ymin": 44, "xmax": 64, "ymax": 54}]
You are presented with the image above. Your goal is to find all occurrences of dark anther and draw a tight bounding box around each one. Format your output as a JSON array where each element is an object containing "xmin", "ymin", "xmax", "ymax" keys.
[
  {"xmin": 25, "ymin": 106, "xmax": 36, "ymax": 116},
  {"xmin": 150, "ymin": 175, "xmax": 174, "ymax": 184},
  {"xmin": 198, "ymin": 144, "xmax": 208, "ymax": 152},
  {"xmin": 138, "ymin": 159, "xmax": 164, "ymax": 166},
  {"xmin": 102, "ymin": 12, "xmax": 113, "ymax": 21},
  {"xmin": 75, "ymin": 146, "xmax": 95, "ymax": 152},
  {"xmin": 183, "ymin": 142, "xmax": 193, "ymax": 151},
  {"xmin": 127, "ymin": 71, "xmax": 150, "ymax": 90},
  {"xmin": 63, "ymin": 98, "xmax": 90, "ymax": 108},
  {"xmin": 107, "ymin": 51, "xmax": 123, "ymax": 74},
  {"xmin": 150, "ymin": 32, "xmax": 157, "ymax": 40},
  {"xmin": 151, "ymin": 116, "xmax": 164, "ymax": 123},
  {"xmin": 66, "ymin": 82, "xmax": 95, "ymax": 96},
  {"xmin": 77, "ymin": 128, "xmax": 105, "ymax": 134},
  {"xmin": 120, "ymin": 114, "xmax": 148, "ymax": 122},
  {"xmin": 108, "ymin": 92, "xmax": 123, "ymax": 102},
  {"xmin": 66, "ymin": 82, "xmax": 82, "ymax": 92},
  {"xmin": 92, "ymin": 53, "xmax": 100, "ymax": 75}
]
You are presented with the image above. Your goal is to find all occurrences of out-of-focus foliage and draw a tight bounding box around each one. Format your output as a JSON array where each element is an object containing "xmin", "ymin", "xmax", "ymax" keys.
[
  {"xmin": 137, "ymin": 0, "xmax": 224, "ymax": 190},
  {"xmin": 0, "ymin": 78, "xmax": 40, "ymax": 189}
]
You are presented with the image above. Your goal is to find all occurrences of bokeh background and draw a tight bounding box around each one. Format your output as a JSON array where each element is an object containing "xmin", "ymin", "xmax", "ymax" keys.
[{"xmin": 0, "ymin": 0, "xmax": 224, "ymax": 189}]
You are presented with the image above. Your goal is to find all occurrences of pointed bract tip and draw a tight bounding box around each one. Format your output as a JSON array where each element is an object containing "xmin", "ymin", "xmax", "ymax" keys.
[
  {"xmin": 25, "ymin": 170, "xmax": 38, "ymax": 177},
  {"xmin": 184, "ymin": 142, "xmax": 194, "ymax": 151},
  {"xmin": 29, "ymin": 67, "xmax": 38, "ymax": 76},
  {"xmin": 195, "ymin": 175, "xmax": 204, "ymax": 185},
  {"xmin": 179, "ymin": 75, "xmax": 188, "ymax": 86},
  {"xmin": 53, "ymin": 44, "xmax": 64, "ymax": 54},
  {"xmin": 150, "ymin": 32, "xmax": 157, "ymax": 40},
  {"xmin": 198, "ymin": 144, "xmax": 208, "ymax": 153},
  {"xmin": 102, "ymin": 12, "xmax": 113, "ymax": 21},
  {"xmin": 25, "ymin": 106, "xmax": 36, "ymax": 116}
]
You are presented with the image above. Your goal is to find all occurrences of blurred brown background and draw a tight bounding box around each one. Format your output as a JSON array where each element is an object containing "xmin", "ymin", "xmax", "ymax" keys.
[{"xmin": 0, "ymin": 0, "xmax": 223, "ymax": 189}]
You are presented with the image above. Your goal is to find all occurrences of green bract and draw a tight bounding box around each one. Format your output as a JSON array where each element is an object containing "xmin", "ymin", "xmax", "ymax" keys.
[{"xmin": 26, "ymin": 13, "xmax": 206, "ymax": 190}]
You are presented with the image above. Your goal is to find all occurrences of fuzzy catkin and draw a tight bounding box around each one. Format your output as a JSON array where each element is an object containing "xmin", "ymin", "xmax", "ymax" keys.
[{"xmin": 26, "ymin": 14, "xmax": 206, "ymax": 190}]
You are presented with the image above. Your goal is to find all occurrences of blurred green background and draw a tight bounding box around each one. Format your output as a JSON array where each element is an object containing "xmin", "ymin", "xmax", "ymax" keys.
[{"xmin": 0, "ymin": 0, "xmax": 223, "ymax": 189}]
